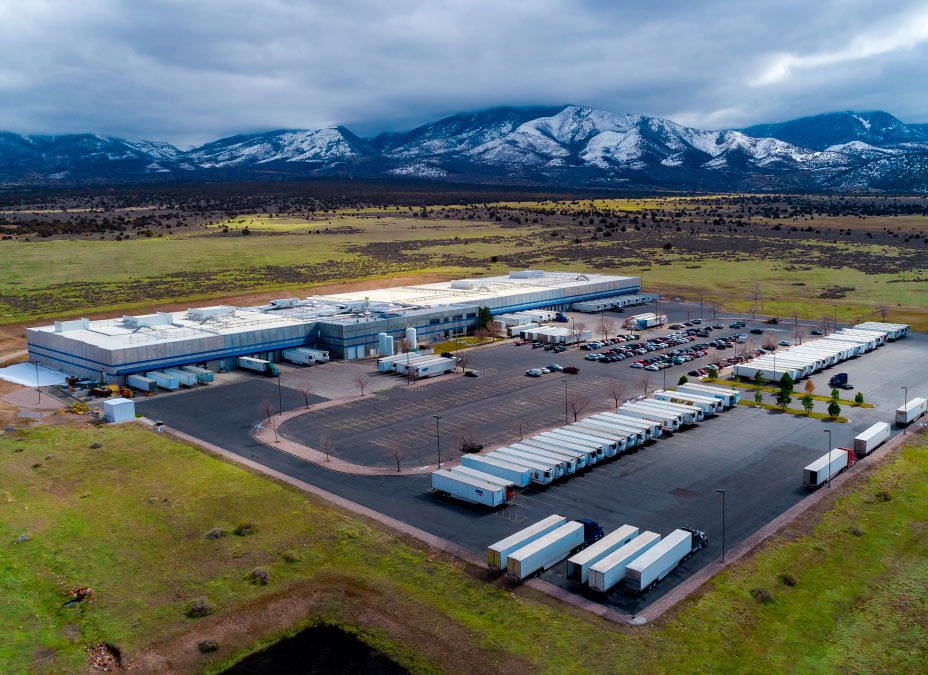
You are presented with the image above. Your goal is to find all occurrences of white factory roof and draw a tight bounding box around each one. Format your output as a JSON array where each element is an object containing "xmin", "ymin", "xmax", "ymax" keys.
[{"xmin": 321, "ymin": 271, "xmax": 635, "ymax": 306}]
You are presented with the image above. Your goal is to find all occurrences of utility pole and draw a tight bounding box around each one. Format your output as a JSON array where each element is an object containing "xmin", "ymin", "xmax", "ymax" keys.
[
  {"xmin": 433, "ymin": 414, "xmax": 442, "ymax": 468},
  {"xmin": 716, "ymin": 489, "xmax": 726, "ymax": 562},
  {"xmin": 901, "ymin": 386, "xmax": 908, "ymax": 435},
  {"xmin": 564, "ymin": 379, "xmax": 568, "ymax": 426},
  {"xmin": 824, "ymin": 429, "xmax": 833, "ymax": 487},
  {"xmin": 832, "ymin": 304, "xmax": 838, "ymax": 333},
  {"xmin": 35, "ymin": 360, "xmax": 41, "ymax": 404},
  {"xmin": 277, "ymin": 372, "xmax": 283, "ymax": 415}
]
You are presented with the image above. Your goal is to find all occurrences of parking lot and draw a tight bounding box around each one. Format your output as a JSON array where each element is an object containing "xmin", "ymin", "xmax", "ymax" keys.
[{"xmin": 134, "ymin": 303, "xmax": 928, "ymax": 615}]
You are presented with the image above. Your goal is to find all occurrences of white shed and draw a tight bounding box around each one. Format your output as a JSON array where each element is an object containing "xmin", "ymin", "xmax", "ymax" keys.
[{"xmin": 103, "ymin": 397, "xmax": 135, "ymax": 423}]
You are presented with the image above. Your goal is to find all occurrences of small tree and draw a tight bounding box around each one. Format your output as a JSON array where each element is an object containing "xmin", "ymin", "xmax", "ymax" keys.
[
  {"xmin": 318, "ymin": 436, "xmax": 333, "ymax": 462},
  {"xmin": 753, "ymin": 370, "xmax": 766, "ymax": 387},
  {"xmin": 260, "ymin": 399, "xmax": 278, "ymax": 442},
  {"xmin": 599, "ymin": 314, "xmax": 616, "ymax": 342},
  {"xmin": 514, "ymin": 418, "xmax": 525, "ymax": 441},
  {"xmin": 801, "ymin": 393, "xmax": 814, "ymax": 414},
  {"xmin": 457, "ymin": 352, "xmax": 471, "ymax": 373},
  {"xmin": 298, "ymin": 384, "xmax": 313, "ymax": 409},
  {"xmin": 390, "ymin": 443, "xmax": 407, "ymax": 472},
  {"xmin": 779, "ymin": 372, "xmax": 794, "ymax": 395},
  {"xmin": 707, "ymin": 366, "xmax": 718, "ymax": 379},
  {"xmin": 804, "ymin": 380, "xmax": 815, "ymax": 395},
  {"xmin": 776, "ymin": 388, "xmax": 792, "ymax": 410},
  {"xmin": 607, "ymin": 381, "xmax": 625, "ymax": 412},
  {"xmin": 477, "ymin": 306, "xmax": 493, "ymax": 328},
  {"xmin": 828, "ymin": 400, "xmax": 842, "ymax": 419},
  {"xmin": 754, "ymin": 389, "xmax": 763, "ymax": 405},
  {"xmin": 567, "ymin": 393, "xmax": 591, "ymax": 422},
  {"xmin": 354, "ymin": 373, "xmax": 371, "ymax": 396},
  {"xmin": 474, "ymin": 327, "xmax": 490, "ymax": 341},
  {"xmin": 460, "ymin": 427, "xmax": 481, "ymax": 453},
  {"xmin": 677, "ymin": 375, "xmax": 688, "ymax": 386},
  {"xmin": 854, "ymin": 392, "xmax": 864, "ymax": 404},
  {"xmin": 637, "ymin": 373, "xmax": 652, "ymax": 397},
  {"xmin": 831, "ymin": 388, "xmax": 840, "ymax": 400}
]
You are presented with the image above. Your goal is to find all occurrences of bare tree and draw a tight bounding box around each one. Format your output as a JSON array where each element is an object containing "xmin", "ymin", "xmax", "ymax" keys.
[
  {"xmin": 354, "ymin": 373, "xmax": 371, "ymax": 396},
  {"xmin": 751, "ymin": 281, "xmax": 763, "ymax": 319},
  {"xmin": 457, "ymin": 352, "xmax": 471, "ymax": 373},
  {"xmin": 474, "ymin": 327, "xmax": 490, "ymax": 341},
  {"xmin": 260, "ymin": 399, "xmax": 278, "ymax": 442},
  {"xmin": 637, "ymin": 373, "xmax": 653, "ymax": 398},
  {"xmin": 460, "ymin": 427, "xmax": 481, "ymax": 453},
  {"xmin": 390, "ymin": 443, "xmax": 407, "ymax": 472},
  {"xmin": 395, "ymin": 336, "xmax": 408, "ymax": 355},
  {"xmin": 607, "ymin": 381, "xmax": 625, "ymax": 412},
  {"xmin": 820, "ymin": 314, "xmax": 832, "ymax": 335},
  {"xmin": 599, "ymin": 314, "xmax": 616, "ymax": 342},
  {"xmin": 566, "ymin": 393, "xmax": 591, "ymax": 422},
  {"xmin": 298, "ymin": 383, "xmax": 313, "ymax": 409},
  {"xmin": 514, "ymin": 418, "xmax": 525, "ymax": 441},
  {"xmin": 570, "ymin": 319, "xmax": 589, "ymax": 347},
  {"xmin": 878, "ymin": 304, "xmax": 889, "ymax": 321},
  {"xmin": 318, "ymin": 436, "xmax": 333, "ymax": 462}
]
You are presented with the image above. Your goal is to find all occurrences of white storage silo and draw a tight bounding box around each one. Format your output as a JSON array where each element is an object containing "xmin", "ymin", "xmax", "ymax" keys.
[{"xmin": 405, "ymin": 327, "xmax": 418, "ymax": 352}]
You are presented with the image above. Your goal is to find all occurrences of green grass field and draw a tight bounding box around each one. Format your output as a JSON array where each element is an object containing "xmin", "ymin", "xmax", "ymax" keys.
[{"xmin": 2, "ymin": 422, "xmax": 926, "ymax": 673}]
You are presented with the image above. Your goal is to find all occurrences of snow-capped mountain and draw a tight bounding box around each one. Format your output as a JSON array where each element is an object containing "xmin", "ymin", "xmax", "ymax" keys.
[{"xmin": 2, "ymin": 106, "xmax": 927, "ymax": 190}]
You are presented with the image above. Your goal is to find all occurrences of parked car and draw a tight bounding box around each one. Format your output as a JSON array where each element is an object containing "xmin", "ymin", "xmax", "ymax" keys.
[
  {"xmin": 515, "ymin": 340, "xmax": 528, "ymax": 346},
  {"xmin": 778, "ymin": 340, "xmax": 791, "ymax": 346},
  {"xmin": 729, "ymin": 322, "xmax": 745, "ymax": 328},
  {"xmin": 750, "ymin": 328, "xmax": 764, "ymax": 334},
  {"xmin": 810, "ymin": 329, "xmax": 823, "ymax": 335},
  {"xmin": 441, "ymin": 352, "xmax": 454, "ymax": 358},
  {"xmin": 547, "ymin": 364, "xmax": 564, "ymax": 371},
  {"xmin": 563, "ymin": 366, "xmax": 580, "ymax": 374},
  {"xmin": 464, "ymin": 370, "xmax": 480, "ymax": 377},
  {"xmin": 525, "ymin": 369, "xmax": 543, "ymax": 377}
]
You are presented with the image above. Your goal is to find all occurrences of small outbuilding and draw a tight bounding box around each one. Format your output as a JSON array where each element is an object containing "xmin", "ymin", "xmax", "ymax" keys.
[{"xmin": 103, "ymin": 397, "xmax": 135, "ymax": 423}]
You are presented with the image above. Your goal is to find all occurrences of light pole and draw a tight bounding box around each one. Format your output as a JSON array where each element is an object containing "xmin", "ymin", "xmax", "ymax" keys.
[
  {"xmin": 276, "ymin": 372, "xmax": 283, "ymax": 415},
  {"xmin": 564, "ymin": 379, "xmax": 569, "ymax": 425},
  {"xmin": 699, "ymin": 294, "xmax": 704, "ymax": 320},
  {"xmin": 433, "ymin": 414, "xmax": 442, "ymax": 468},
  {"xmin": 824, "ymin": 429, "xmax": 833, "ymax": 487},
  {"xmin": 34, "ymin": 360, "xmax": 41, "ymax": 404},
  {"xmin": 901, "ymin": 386, "xmax": 908, "ymax": 435},
  {"xmin": 716, "ymin": 489, "xmax": 726, "ymax": 562},
  {"xmin": 832, "ymin": 304, "xmax": 837, "ymax": 333}
]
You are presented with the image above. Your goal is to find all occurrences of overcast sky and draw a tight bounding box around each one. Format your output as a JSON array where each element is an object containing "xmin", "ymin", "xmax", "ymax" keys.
[{"xmin": 2, "ymin": 0, "xmax": 928, "ymax": 145}]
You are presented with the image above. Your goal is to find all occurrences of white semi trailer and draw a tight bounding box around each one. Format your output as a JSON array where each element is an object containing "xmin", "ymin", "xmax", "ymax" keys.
[
  {"xmin": 162, "ymin": 368, "xmax": 198, "ymax": 387},
  {"xmin": 593, "ymin": 412, "xmax": 661, "ymax": 439},
  {"xmin": 802, "ymin": 449, "xmax": 850, "ymax": 488},
  {"xmin": 588, "ymin": 531, "xmax": 661, "ymax": 593},
  {"xmin": 853, "ymin": 422, "xmax": 891, "ymax": 456},
  {"xmin": 461, "ymin": 455, "xmax": 530, "ymax": 487},
  {"xmin": 518, "ymin": 440, "xmax": 588, "ymax": 470},
  {"xmin": 282, "ymin": 348, "xmax": 318, "ymax": 365},
  {"xmin": 895, "ymin": 397, "xmax": 927, "ymax": 425},
  {"xmin": 624, "ymin": 528, "xmax": 707, "ymax": 593},
  {"xmin": 431, "ymin": 469, "xmax": 511, "ymax": 507},
  {"xmin": 676, "ymin": 382, "xmax": 740, "ymax": 407},
  {"xmin": 485, "ymin": 451, "xmax": 557, "ymax": 484},
  {"xmin": 529, "ymin": 435, "xmax": 598, "ymax": 465},
  {"xmin": 616, "ymin": 403, "xmax": 681, "ymax": 431},
  {"xmin": 449, "ymin": 466, "xmax": 516, "ymax": 490},
  {"xmin": 656, "ymin": 389, "xmax": 720, "ymax": 415},
  {"xmin": 487, "ymin": 515, "xmax": 567, "ymax": 571},
  {"xmin": 506, "ymin": 520, "xmax": 603, "ymax": 581},
  {"xmin": 180, "ymin": 365, "xmax": 214, "ymax": 383},
  {"xmin": 510, "ymin": 443, "xmax": 577, "ymax": 475},
  {"xmin": 566, "ymin": 524, "xmax": 638, "ymax": 585}
]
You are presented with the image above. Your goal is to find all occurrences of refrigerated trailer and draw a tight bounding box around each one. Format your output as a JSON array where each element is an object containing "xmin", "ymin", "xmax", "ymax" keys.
[
  {"xmin": 507, "ymin": 520, "xmax": 603, "ymax": 581},
  {"xmin": 581, "ymin": 417, "xmax": 645, "ymax": 446},
  {"xmin": 486, "ymin": 450, "xmax": 558, "ymax": 483},
  {"xmin": 588, "ymin": 531, "xmax": 661, "ymax": 593},
  {"xmin": 145, "ymin": 371, "xmax": 179, "ymax": 390},
  {"xmin": 547, "ymin": 428, "xmax": 611, "ymax": 458},
  {"xmin": 449, "ymin": 466, "xmax": 516, "ymax": 490},
  {"xmin": 301, "ymin": 348, "xmax": 329, "ymax": 362},
  {"xmin": 624, "ymin": 528, "xmax": 707, "ymax": 593},
  {"xmin": 854, "ymin": 321, "xmax": 909, "ymax": 340},
  {"xmin": 566, "ymin": 423, "xmax": 630, "ymax": 455},
  {"xmin": 487, "ymin": 515, "xmax": 567, "ymax": 571},
  {"xmin": 529, "ymin": 434, "xmax": 599, "ymax": 464},
  {"xmin": 675, "ymin": 382, "xmax": 740, "ymax": 407},
  {"xmin": 180, "ymin": 365, "xmax": 214, "ymax": 383},
  {"xmin": 636, "ymin": 398, "xmax": 702, "ymax": 424},
  {"xmin": 237, "ymin": 356, "xmax": 279, "ymax": 376},
  {"xmin": 431, "ymin": 469, "xmax": 511, "ymax": 507},
  {"xmin": 853, "ymin": 422, "xmax": 890, "ymax": 456},
  {"xmin": 895, "ymin": 397, "xmax": 927, "ymax": 425},
  {"xmin": 282, "ymin": 348, "xmax": 318, "ymax": 365},
  {"xmin": 461, "ymin": 455, "xmax": 531, "ymax": 487},
  {"xmin": 517, "ymin": 440, "xmax": 588, "ymax": 470},
  {"xmin": 655, "ymin": 389, "xmax": 720, "ymax": 415},
  {"xmin": 162, "ymin": 368, "xmax": 198, "ymax": 387},
  {"xmin": 534, "ymin": 432, "xmax": 603, "ymax": 463},
  {"xmin": 567, "ymin": 524, "xmax": 639, "ymax": 585},
  {"xmin": 617, "ymin": 403, "xmax": 682, "ymax": 431},
  {"xmin": 802, "ymin": 449, "xmax": 851, "ymax": 488},
  {"xmin": 593, "ymin": 412, "xmax": 662, "ymax": 438},
  {"xmin": 510, "ymin": 443, "xmax": 577, "ymax": 474}
]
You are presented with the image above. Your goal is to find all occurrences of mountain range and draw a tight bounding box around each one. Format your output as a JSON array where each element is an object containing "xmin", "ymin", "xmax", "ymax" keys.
[{"xmin": 2, "ymin": 106, "xmax": 928, "ymax": 191}]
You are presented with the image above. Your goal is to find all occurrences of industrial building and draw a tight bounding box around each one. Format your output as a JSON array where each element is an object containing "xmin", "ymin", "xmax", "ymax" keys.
[{"xmin": 27, "ymin": 270, "xmax": 640, "ymax": 381}]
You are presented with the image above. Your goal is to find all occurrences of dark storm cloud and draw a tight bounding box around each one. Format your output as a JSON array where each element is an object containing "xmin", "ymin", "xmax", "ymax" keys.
[{"xmin": 1, "ymin": 0, "xmax": 927, "ymax": 145}]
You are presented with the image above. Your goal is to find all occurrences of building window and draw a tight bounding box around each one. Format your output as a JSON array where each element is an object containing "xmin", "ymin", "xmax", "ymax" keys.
[
  {"xmin": 429, "ymin": 318, "xmax": 439, "ymax": 325},
  {"xmin": 453, "ymin": 314, "xmax": 463, "ymax": 321},
  {"xmin": 466, "ymin": 313, "xmax": 476, "ymax": 319}
]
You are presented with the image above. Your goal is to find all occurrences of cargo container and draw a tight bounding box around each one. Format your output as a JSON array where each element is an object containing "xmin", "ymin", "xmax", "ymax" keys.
[
  {"xmin": 593, "ymin": 412, "xmax": 661, "ymax": 439},
  {"xmin": 461, "ymin": 455, "xmax": 530, "ymax": 487},
  {"xmin": 145, "ymin": 371, "xmax": 179, "ymax": 390},
  {"xmin": 546, "ymin": 429, "xmax": 610, "ymax": 459},
  {"xmin": 588, "ymin": 531, "xmax": 661, "ymax": 593},
  {"xmin": 507, "ymin": 520, "xmax": 603, "ymax": 581},
  {"xmin": 301, "ymin": 348, "xmax": 330, "ymax": 362},
  {"xmin": 854, "ymin": 321, "xmax": 910, "ymax": 340},
  {"xmin": 431, "ymin": 469, "xmax": 510, "ymax": 507},
  {"xmin": 237, "ymin": 356, "xmax": 279, "ymax": 376},
  {"xmin": 624, "ymin": 528, "xmax": 707, "ymax": 593},
  {"xmin": 162, "ymin": 368, "xmax": 198, "ymax": 387},
  {"xmin": 802, "ymin": 449, "xmax": 851, "ymax": 488},
  {"xmin": 410, "ymin": 357, "xmax": 457, "ymax": 379},
  {"xmin": 485, "ymin": 451, "xmax": 556, "ymax": 485},
  {"xmin": 126, "ymin": 374, "xmax": 157, "ymax": 392},
  {"xmin": 656, "ymin": 389, "xmax": 720, "ymax": 415},
  {"xmin": 530, "ymin": 434, "xmax": 598, "ymax": 464},
  {"xmin": 103, "ymin": 397, "xmax": 135, "ymax": 423},
  {"xmin": 567, "ymin": 524, "xmax": 639, "ymax": 585},
  {"xmin": 494, "ymin": 447, "xmax": 565, "ymax": 479},
  {"xmin": 449, "ymin": 465, "xmax": 516, "ymax": 490},
  {"xmin": 853, "ymin": 422, "xmax": 891, "ymax": 456},
  {"xmin": 510, "ymin": 443, "xmax": 577, "ymax": 474},
  {"xmin": 487, "ymin": 515, "xmax": 567, "ymax": 571},
  {"xmin": 571, "ymin": 418, "xmax": 639, "ymax": 447},
  {"xmin": 282, "ymin": 348, "xmax": 318, "ymax": 365},
  {"xmin": 616, "ymin": 403, "xmax": 681, "ymax": 431},
  {"xmin": 675, "ymin": 382, "xmax": 740, "ymax": 407},
  {"xmin": 517, "ymin": 440, "xmax": 588, "ymax": 470},
  {"xmin": 635, "ymin": 398, "xmax": 702, "ymax": 424},
  {"xmin": 566, "ymin": 423, "xmax": 630, "ymax": 456},
  {"xmin": 180, "ymin": 365, "xmax": 214, "ymax": 383},
  {"xmin": 895, "ymin": 397, "xmax": 927, "ymax": 425}
]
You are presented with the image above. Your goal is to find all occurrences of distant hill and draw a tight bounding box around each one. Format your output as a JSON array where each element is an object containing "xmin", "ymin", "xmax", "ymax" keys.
[{"xmin": 2, "ymin": 106, "xmax": 927, "ymax": 191}]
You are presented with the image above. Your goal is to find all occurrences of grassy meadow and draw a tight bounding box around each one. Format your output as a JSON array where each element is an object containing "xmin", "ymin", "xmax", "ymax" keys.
[{"xmin": 1, "ymin": 421, "xmax": 926, "ymax": 673}]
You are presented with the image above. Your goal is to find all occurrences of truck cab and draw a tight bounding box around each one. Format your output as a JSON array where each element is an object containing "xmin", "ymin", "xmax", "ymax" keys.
[{"xmin": 576, "ymin": 518, "xmax": 604, "ymax": 547}]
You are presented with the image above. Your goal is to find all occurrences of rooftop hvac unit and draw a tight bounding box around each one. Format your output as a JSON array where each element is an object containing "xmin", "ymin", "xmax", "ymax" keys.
[
  {"xmin": 186, "ymin": 306, "xmax": 236, "ymax": 321},
  {"xmin": 509, "ymin": 270, "xmax": 545, "ymax": 279}
]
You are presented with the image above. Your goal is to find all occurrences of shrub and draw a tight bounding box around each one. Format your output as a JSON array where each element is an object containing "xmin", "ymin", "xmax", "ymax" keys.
[
  {"xmin": 801, "ymin": 394, "xmax": 814, "ymax": 414},
  {"xmin": 848, "ymin": 526, "xmax": 863, "ymax": 537},
  {"xmin": 776, "ymin": 389, "xmax": 792, "ymax": 410},
  {"xmin": 234, "ymin": 520, "xmax": 258, "ymax": 536},
  {"xmin": 828, "ymin": 400, "xmax": 841, "ymax": 418},
  {"xmin": 754, "ymin": 390, "xmax": 763, "ymax": 404},
  {"xmin": 876, "ymin": 490, "xmax": 892, "ymax": 502},
  {"xmin": 198, "ymin": 639, "xmax": 219, "ymax": 653},
  {"xmin": 186, "ymin": 596, "xmax": 216, "ymax": 618},
  {"xmin": 248, "ymin": 567, "xmax": 270, "ymax": 585},
  {"xmin": 205, "ymin": 527, "xmax": 226, "ymax": 540},
  {"xmin": 831, "ymin": 388, "xmax": 840, "ymax": 400},
  {"xmin": 779, "ymin": 574, "xmax": 797, "ymax": 587},
  {"xmin": 281, "ymin": 549, "xmax": 301, "ymax": 563},
  {"xmin": 707, "ymin": 366, "xmax": 718, "ymax": 379},
  {"xmin": 854, "ymin": 392, "xmax": 864, "ymax": 404},
  {"xmin": 778, "ymin": 373, "xmax": 794, "ymax": 394},
  {"xmin": 89, "ymin": 442, "xmax": 102, "ymax": 449},
  {"xmin": 750, "ymin": 588, "xmax": 773, "ymax": 603},
  {"xmin": 677, "ymin": 375, "xmax": 688, "ymax": 385},
  {"xmin": 753, "ymin": 370, "xmax": 766, "ymax": 386}
]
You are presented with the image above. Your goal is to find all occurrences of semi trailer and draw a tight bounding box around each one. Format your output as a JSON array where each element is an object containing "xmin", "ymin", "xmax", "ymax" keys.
[
  {"xmin": 624, "ymin": 528, "xmax": 707, "ymax": 593},
  {"xmin": 506, "ymin": 519, "xmax": 603, "ymax": 581},
  {"xmin": 895, "ymin": 397, "xmax": 927, "ymax": 425},
  {"xmin": 180, "ymin": 365, "xmax": 214, "ymax": 383},
  {"xmin": 145, "ymin": 371, "xmax": 179, "ymax": 390},
  {"xmin": 126, "ymin": 374, "xmax": 158, "ymax": 392},
  {"xmin": 282, "ymin": 348, "xmax": 319, "ymax": 365},
  {"xmin": 566, "ymin": 524, "xmax": 639, "ymax": 585},
  {"xmin": 802, "ymin": 449, "xmax": 853, "ymax": 488},
  {"xmin": 487, "ymin": 514, "xmax": 567, "ymax": 571},
  {"xmin": 431, "ymin": 469, "xmax": 512, "ymax": 507},
  {"xmin": 237, "ymin": 356, "xmax": 279, "ymax": 376},
  {"xmin": 485, "ymin": 451, "xmax": 555, "ymax": 485},
  {"xmin": 588, "ymin": 531, "xmax": 661, "ymax": 593},
  {"xmin": 853, "ymin": 422, "xmax": 890, "ymax": 456},
  {"xmin": 675, "ymin": 382, "xmax": 740, "ymax": 407},
  {"xmin": 509, "ymin": 443, "xmax": 577, "ymax": 475},
  {"xmin": 162, "ymin": 368, "xmax": 198, "ymax": 387},
  {"xmin": 461, "ymin": 455, "xmax": 531, "ymax": 487}
]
